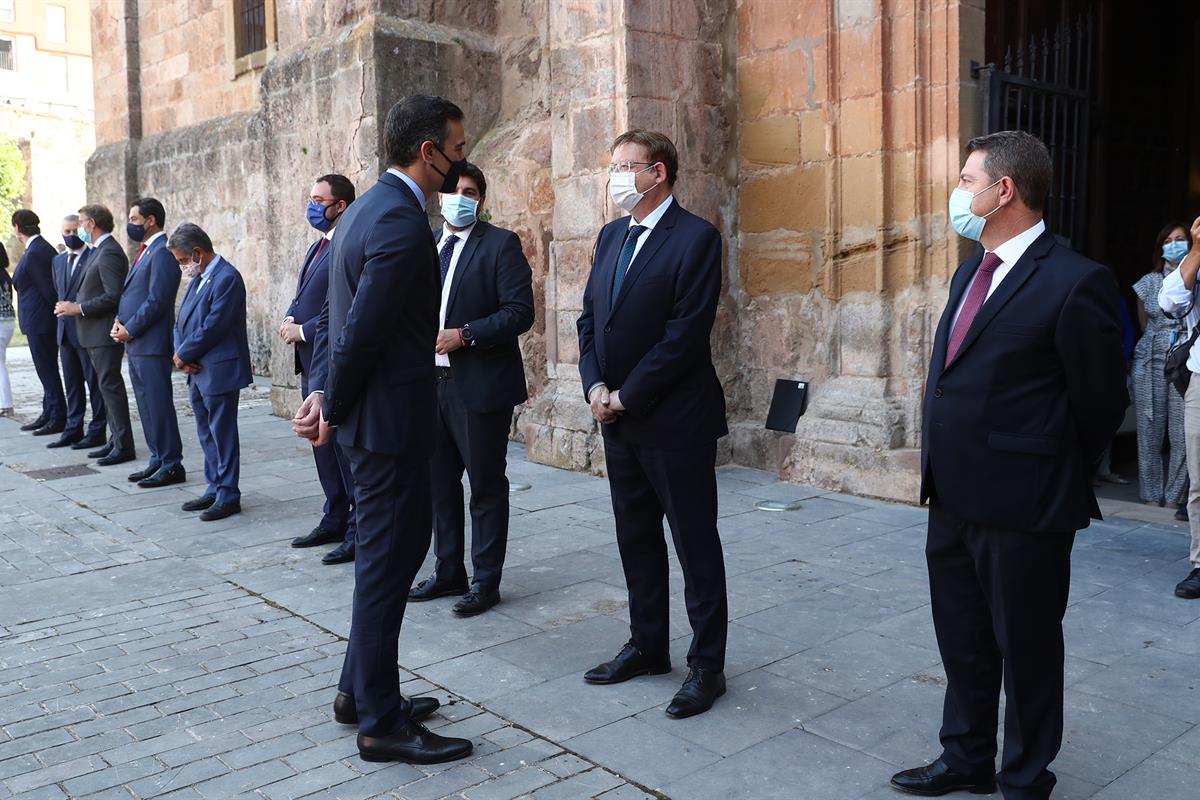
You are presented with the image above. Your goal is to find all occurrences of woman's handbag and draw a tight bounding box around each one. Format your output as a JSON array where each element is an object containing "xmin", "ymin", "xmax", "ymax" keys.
[{"xmin": 1166, "ymin": 327, "xmax": 1199, "ymax": 397}]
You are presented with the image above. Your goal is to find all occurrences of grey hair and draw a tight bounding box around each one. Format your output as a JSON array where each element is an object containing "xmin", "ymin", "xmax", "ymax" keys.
[
  {"xmin": 62, "ymin": 214, "xmax": 79, "ymax": 223},
  {"xmin": 167, "ymin": 223, "xmax": 214, "ymax": 253},
  {"xmin": 965, "ymin": 130, "xmax": 1053, "ymax": 213}
]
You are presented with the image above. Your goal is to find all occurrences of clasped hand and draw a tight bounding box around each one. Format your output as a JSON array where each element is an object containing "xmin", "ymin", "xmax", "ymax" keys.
[
  {"xmin": 292, "ymin": 391, "xmax": 332, "ymax": 446},
  {"xmin": 589, "ymin": 385, "xmax": 625, "ymax": 425}
]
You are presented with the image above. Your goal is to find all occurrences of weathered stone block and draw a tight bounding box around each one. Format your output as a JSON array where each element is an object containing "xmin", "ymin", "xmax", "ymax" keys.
[
  {"xmin": 739, "ymin": 164, "xmax": 827, "ymax": 234},
  {"xmin": 742, "ymin": 116, "xmax": 801, "ymax": 167}
]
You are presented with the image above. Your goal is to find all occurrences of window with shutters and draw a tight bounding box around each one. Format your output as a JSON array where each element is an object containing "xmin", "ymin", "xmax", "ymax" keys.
[
  {"xmin": 0, "ymin": 38, "xmax": 14, "ymax": 72},
  {"xmin": 227, "ymin": 0, "xmax": 276, "ymax": 78}
]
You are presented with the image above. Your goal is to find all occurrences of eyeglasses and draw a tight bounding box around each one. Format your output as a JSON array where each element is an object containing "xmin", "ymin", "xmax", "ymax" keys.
[{"xmin": 608, "ymin": 161, "xmax": 655, "ymax": 174}]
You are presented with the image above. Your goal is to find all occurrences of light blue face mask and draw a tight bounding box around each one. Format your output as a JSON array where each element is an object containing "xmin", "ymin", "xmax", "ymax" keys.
[
  {"xmin": 948, "ymin": 178, "xmax": 1003, "ymax": 241},
  {"xmin": 1163, "ymin": 240, "xmax": 1189, "ymax": 264},
  {"xmin": 441, "ymin": 193, "xmax": 478, "ymax": 228}
]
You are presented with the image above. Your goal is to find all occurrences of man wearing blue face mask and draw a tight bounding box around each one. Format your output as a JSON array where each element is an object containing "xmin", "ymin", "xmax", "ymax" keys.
[
  {"xmin": 892, "ymin": 131, "xmax": 1128, "ymax": 800},
  {"xmin": 283, "ymin": 174, "xmax": 358, "ymax": 565},
  {"xmin": 409, "ymin": 162, "xmax": 534, "ymax": 616}
]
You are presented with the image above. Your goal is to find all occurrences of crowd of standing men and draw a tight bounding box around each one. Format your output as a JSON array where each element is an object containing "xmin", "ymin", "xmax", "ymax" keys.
[{"xmin": 2, "ymin": 88, "xmax": 1165, "ymax": 800}]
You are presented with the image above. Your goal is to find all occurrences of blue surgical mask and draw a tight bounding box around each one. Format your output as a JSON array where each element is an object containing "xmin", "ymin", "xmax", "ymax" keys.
[
  {"xmin": 79, "ymin": 227, "xmax": 92, "ymax": 245},
  {"xmin": 306, "ymin": 200, "xmax": 338, "ymax": 232},
  {"xmin": 1163, "ymin": 240, "xmax": 1189, "ymax": 264},
  {"xmin": 441, "ymin": 194, "xmax": 478, "ymax": 228},
  {"xmin": 948, "ymin": 179, "xmax": 1003, "ymax": 241}
]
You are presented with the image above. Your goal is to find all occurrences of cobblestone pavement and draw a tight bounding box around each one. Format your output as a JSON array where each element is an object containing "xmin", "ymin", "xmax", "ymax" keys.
[{"xmin": 0, "ymin": 349, "xmax": 1197, "ymax": 799}]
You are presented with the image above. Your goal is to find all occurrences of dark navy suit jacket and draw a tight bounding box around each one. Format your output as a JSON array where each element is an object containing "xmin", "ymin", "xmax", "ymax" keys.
[
  {"xmin": 436, "ymin": 221, "xmax": 534, "ymax": 413},
  {"xmin": 577, "ymin": 198, "xmax": 727, "ymax": 449},
  {"xmin": 921, "ymin": 230, "xmax": 1129, "ymax": 533},
  {"xmin": 174, "ymin": 256, "xmax": 252, "ymax": 396},
  {"xmin": 118, "ymin": 233, "xmax": 182, "ymax": 357},
  {"xmin": 310, "ymin": 171, "xmax": 439, "ymax": 458},
  {"xmin": 286, "ymin": 236, "xmax": 332, "ymax": 376},
  {"xmin": 12, "ymin": 235, "xmax": 58, "ymax": 336},
  {"xmin": 54, "ymin": 248, "xmax": 90, "ymax": 347}
]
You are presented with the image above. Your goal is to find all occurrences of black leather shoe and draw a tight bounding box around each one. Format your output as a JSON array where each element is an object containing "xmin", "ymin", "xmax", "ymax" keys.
[
  {"xmin": 357, "ymin": 721, "xmax": 472, "ymax": 764},
  {"xmin": 200, "ymin": 501, "xmax": 241, "ymax": 522},
  {"xmin": 322, "ymin": 541, "xmax": 355, "ymax": 565},
  {"xmin": 71, "ymin": 433, "xmax": 107, "ymax": 450},
  {"xmin": 291, "ymin": 526, "xmax": 343, "ymax": 548},
  {"xmin": 47, "ymin": 431, "xmax": 84, "ymax": 448},
  {"xmin": 1176, "ymin": 507, "xmax": 1189, "ymax": 522},
  {"xmin": 21, "ymin": 415, "xmax": 48, "ymax": 432},
  {"xmin": 128, "ymin": 465, "xmax": 157, "ymax": 482},
  {"xmin": 138, "ymin": 465, "xmax": 186, "ymax": 489},
  {"xmin": 97, "ymin": 449, "xmax": 136, "ymax": 467},
  {"xmin": 334, "ymin": 691, "xmax": 439, "ymax": 725},
  {"xmin": 890, "ymin": 759, "xmax": 997, "ymax": 796},
  {"xmin": 665, "ymin": 667, "xmax": 726, "ymax": 718},
  {"xmin": 87, "ymin": 443, "xmax": 113, "ymax": 459},
  {"xmin": 584, "ymin": 641, "xmax": 671, "ymax": 685},
  {"xmin": 1176, "ymin": 568, "xmax": 1200, "ymax": 599},
  {"xmin": 452, "ymin": 586, "xmax": 500, "ymax": 616},
  {"xmin": 182, "ymin": 494, "xmax": 216, "ymax": 512},
  {"xmin": 408, "ymin": 573, "xmax": 469, "ymax": 601},
  {"xmin": 32, "ymin": 420, "xmax": 65, "ymax": 436}
]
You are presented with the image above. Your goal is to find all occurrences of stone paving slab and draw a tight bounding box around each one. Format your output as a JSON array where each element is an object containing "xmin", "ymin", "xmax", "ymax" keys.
[{"xmin": 1, "ymin": 357, "xmax": 1198, "ymax": 798}]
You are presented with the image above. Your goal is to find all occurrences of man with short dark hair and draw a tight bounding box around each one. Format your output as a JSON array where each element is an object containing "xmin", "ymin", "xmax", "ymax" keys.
[
  {"xmin": 169, "ymin": 223, "xmax": 251, "ymax": 522},
  {"xmin": 891, "ymin": 130, "xmax": 1127, "ymax": 799},
  {"xmin": 409, "ymin": 162, "xmax": 534, "ymax": 616},
  {"xmin": 112, "ymin": 198, "xmax": 184, "ymax": 488},
  {"xmin": 55, "ymin": 204, "xmax": 135, "ymax": 466},
  {"xmin": 293, "ymin": 94, "xmax": 473, "ymax": 765},
  {"xmin": 48, "ymin": 215, "xmax": 106, "ymax": 450},
  {"xmin": 10, "ymin": 209, "xmax": 66, "ymax": 435},
  {"xmin": 577, "ymin": 129, "xmax": 730, "ymax": 719},
  {"xmin": 284, "ymin": 174, "xmax": 358, "ymax": 564}
]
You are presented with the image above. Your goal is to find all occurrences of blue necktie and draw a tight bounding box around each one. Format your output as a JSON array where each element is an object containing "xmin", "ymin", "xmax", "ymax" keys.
[
  {"xmin": 439, "ymin": 235, "xmax": 460, "ymax": 286},
  {"xmin": 610, "ymin": 225, "xmax": 647, "ymax": 305}
]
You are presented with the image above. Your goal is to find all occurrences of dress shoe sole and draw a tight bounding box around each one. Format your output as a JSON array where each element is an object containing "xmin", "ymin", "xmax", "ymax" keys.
[
  {"xmin": 889, "ymin": 779, "xmax": 998, "ymax": 796},
  {"xmin": 292, "ymin": 535, "xmax": 343, "ymax": 548},
  {"xmin": 335, "ymin": 700, "xmax": 439, "ymax": 726},
  {"xmin": 584, "ymin": 664, "xmax": 673, "ymax": 685},
  {"xmin": 47, "ymin": 439, "xmax": 82, "ymax": 448},
  {"xmin": 1175, "ymin": 588, "xmax": 1200, "ymax": 599},
  {"xmin": 358, "ymin": 744, "xmax": 473, "ymax": 765},
  {"xmin": 138, "ymin": 476, "xmax": 186, "ymax": 489},
  {"xmin": 665, "ymin": 684, "xmax": 726, "ymax": 719},
  {"xmin": 408, "ymin": 586, "xmax": 469, "ymax": 602},
  {"xmin": 322, "ymin": 553, "xmax": 355, "ymax": 565}
]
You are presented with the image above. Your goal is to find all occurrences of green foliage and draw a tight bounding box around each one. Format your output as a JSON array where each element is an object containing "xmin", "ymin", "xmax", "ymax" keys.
[{"xmin": 0, "ymin": 137, "xmax": 24, "ymax": 219}]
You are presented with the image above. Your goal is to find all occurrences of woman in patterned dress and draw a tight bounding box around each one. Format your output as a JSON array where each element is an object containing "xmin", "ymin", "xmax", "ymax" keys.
[{"xmin": 1131, "ymin": 222, "xmax": 1193, "ymax": 507}]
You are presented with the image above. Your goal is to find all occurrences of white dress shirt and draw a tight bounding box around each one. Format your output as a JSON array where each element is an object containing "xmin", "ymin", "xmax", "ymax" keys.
[
  {"xmin": 436, "ymin": 222, "xmax": 475, "ymax": 367},
  {"xmin": 133, "ymin": 230, "xmax": 165, "ymax": 267},
  {"xmin": 386, "ymin": 168, "xmax": 426, "ymax": 211},
  {"xmin": 1160, "ymin": 261, "xmax": 1200, "ymax": 373},
  {"xmin": 950, "ymin": 219, "xmax": 1047, "ymax": 331}
]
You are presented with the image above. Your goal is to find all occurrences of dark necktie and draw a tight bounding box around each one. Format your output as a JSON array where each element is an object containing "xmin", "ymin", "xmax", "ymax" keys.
[
  {"xmin": 439, "ymin": 235, "xmax": 460, "ymax": 286},
  {"xmin": 131, "ymin": 243, "xmax": 147, "ymax": 270},
  {"xmin": 610, "ymin": 225, "xmax": 648, "ymax": 305},
  {"xmin": 68, "ymin": 253, "xmax": 77, "ymax": 278},
  {"xmin": 945, "ymin": 251, "xmax": 1003, "ymax": 366},
  {"xmin": 298, "ymin": 238, "xmax": 327, "ymax": 288}
]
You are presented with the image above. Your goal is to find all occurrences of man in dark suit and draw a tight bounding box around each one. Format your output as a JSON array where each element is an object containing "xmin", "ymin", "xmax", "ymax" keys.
[
  {"xmin": 169, "ymin": 224, "xmax": 251, "ymax": 522},
  {"xmin": 576, "ymin": 130, "xmax": 729, "ymax": 719},
  {"xmin": 54, "ymin": 205, "xmax": 135, "ymax": 466},
  {"xmin": 409, "ymin": 163, "xmax": 534, "ymax": 616},
  {"xmin": 283, "ymin": 174, "xmax": 358, "ymax": 565},
  {"xmin": 293, "ymin": 95, "xmax": 472, "ymax": 765},
  {"xmin": 112, "ymin": 198, "xmax": 185, "ymax": 489},
  {"xmin": 10, "ymin": 209, "xmax": 65, "ymax": 436},
  {"xmin": 890, "ymin": 131, "xmax": 1128, "ymax": 800},
  {"xmin": 47, "ymin": 215, "xmax": 107, "ymax": 451}
]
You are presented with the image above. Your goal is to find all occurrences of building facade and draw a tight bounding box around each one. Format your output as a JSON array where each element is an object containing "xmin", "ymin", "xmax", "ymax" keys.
[
  {"xmin": 0, "ymin": 0, "xmax": 94, "ymax": 223},
  {"xmin": 85, "ymin": 0, "xmax": 1200, "ymax": 502}
]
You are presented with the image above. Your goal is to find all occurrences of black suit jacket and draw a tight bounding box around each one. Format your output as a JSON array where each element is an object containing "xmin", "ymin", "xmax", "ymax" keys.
[
  {"xmin": 53, "ymin": 248, "xmax": 89, "ymax": 347},
  {"xmin": 921, "ymin": 230, "xmax": 1129, "ymax": 533},
  {"xmin": 11, "ymin": 236, "xmax": 57, "ymax": 336},
  {"xmin": 577, "ymin": 199, "xmax": 727, "ymax": 449},
  {"xmin": 75, "ymin": 236, "xmax": 129, "ymax": 349},
  {"xmin": 312, "ymin": 171, "xmax": 440, "ymax": 457},
  {"xmin": 436, "ymin": 221, "xmax": 534, "ymax": 413},
  {"xmin": 286, "ymin": 238, "xmax": 332, "ymax": 376}
]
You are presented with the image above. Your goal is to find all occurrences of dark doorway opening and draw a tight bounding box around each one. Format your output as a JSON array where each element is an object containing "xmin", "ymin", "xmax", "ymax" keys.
[{"xmin": 984, "ymin": 0, "xmax": 1200, "ymax": 513}]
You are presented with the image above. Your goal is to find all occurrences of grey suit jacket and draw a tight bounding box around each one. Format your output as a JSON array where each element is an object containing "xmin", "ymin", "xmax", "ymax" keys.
[{"xmin": 76, "ymin": 235, "xmax": 129, "ymax": 348}]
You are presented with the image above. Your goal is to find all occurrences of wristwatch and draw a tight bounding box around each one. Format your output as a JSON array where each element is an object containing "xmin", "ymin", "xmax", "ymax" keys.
[{"xmin": 459, "ymin": 324, "xmax": 474, "ymax": 346}]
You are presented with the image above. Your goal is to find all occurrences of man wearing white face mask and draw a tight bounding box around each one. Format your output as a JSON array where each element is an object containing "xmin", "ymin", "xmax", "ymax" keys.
[
  {"xmin": 408, "ymin": 162, "xmax": 534, "ymax": 616},
  {"xmin": 576, "ymin": 130, "xmax": 729, "ymax": 720},
  {"xmin": 891, "ymin": 131, "xmax": 1128, "ymax": 800}
]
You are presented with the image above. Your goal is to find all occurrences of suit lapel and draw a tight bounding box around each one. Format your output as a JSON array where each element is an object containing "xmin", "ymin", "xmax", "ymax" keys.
[
  {"xmin": 593, "ymin": 225, "xmax": 621, "ymax": 324},
  {"xmin": 179, "ymin": 258, "xmax": 219, "ymax": 331},
  {"xmin": 445, "ymin": 224, "xmax": 485, "ymax": 318},
  {"xmin": 67, "ymin": 249, "xmax": 88, "ymax": 297},
  {"xmin": 942, "ymin": 231, "xmax": 1054, "ymax": 372},
  {"xmin": 610, "ymin": 202, "xmax": 679, "ymax": 317},
  {"xmin": 295, "ymin": 240, "xmax": 325, "ymax": 297}
]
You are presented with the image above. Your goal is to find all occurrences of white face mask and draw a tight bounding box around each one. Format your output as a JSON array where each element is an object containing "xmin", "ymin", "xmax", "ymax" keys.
[
  {"xmin": 948, "ymin": 178, "xmax": 1003, "ymax": 241},
  {"xmin": 609, "ymin": 165, "xmax": 654, "ymax": 213}
]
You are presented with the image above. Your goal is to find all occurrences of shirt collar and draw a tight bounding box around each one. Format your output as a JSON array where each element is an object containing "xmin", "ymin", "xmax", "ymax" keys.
[
  {"xmin": 386, "ymin": 168, "xmax": 426, "ymax": 211},
  {"xmin": 990, "ymin": 219, "xmax": 1046, "ymax": 266},
  {"xmin": 325, "ymin": 225, "xmax": 336, "ymax": 241},
  {"xmin": 92, "ymin": 232, "xmax": 112, "ymax": 247},
  {"xmin": 441, "ymin": 221, "xmax": 475, "ymax": 244},
  {"xmin": 198, "ymin": 255, "xmax": 223, "ymax": 282},
  {"xmin": 630, "ymin": 194, "xmax": 674, "ymax": 231},
  {"xmin": 28, "ymin": 234, "xmax": 41, "ymax": 246},
  {"xmin": 143, "ymin": 231, "xmax": 165, "ymax": 247}
]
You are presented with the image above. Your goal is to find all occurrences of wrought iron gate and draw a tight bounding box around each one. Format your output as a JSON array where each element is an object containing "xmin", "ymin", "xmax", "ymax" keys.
[{"xmin": 973, "ymin": 13, "xmax": 1095, "ymax": 250}]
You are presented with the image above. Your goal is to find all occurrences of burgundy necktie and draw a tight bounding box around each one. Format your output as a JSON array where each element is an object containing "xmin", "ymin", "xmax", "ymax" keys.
[
  {"xmin": 945, "ymin": 251, "xmax": 1003, "ymax": 367},
  {"xmin": 130, "ymin": 243, "xmax": 147, "ymax": 270}
]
